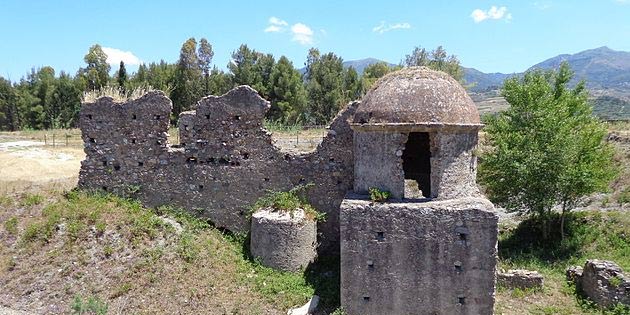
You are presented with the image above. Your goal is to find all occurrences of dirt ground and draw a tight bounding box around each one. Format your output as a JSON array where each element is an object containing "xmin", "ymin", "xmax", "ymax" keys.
[{"xmin": 0, "ymin": 142, "xmax": 84, "ymax": 194}]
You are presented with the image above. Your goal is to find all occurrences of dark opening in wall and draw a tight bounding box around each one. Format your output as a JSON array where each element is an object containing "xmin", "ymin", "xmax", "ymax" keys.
[
  {"xmin": 234, "ymin": 115, "xmax": 241, "ymax": 120},
  {"xmin": 198, "ymin": 184, "xmax": 204, "ymax": 191},
  {"xmin": 242, "ymin": 153, "xmax": 249, "ymax": 160},
  {"xmin": 363, "ymin": 296, "xmax": 370, "ymax": 302},
  {"xmin": 131, "ymin": 139, "xmax": 136, "ymax": 144},
  {"xmin": 102, "ymin": 160, "xmax": 107, "ymax": 166},
  {"xmin": 102, "ymin": 186, "xmax": 107, "ymax": 191},
  {"xmin": 87, "ymin": 114, "xmax": 93, "ymax": 120},
  {"xmin": 376, "ymin": 231, "xmax": 385, "ymax": 241},
  {"xmin": 132, "ymin": 114, "xmax": 137, "ymax": 120},
  {"xmin": 113, "ymin": 164, "xmax": 121, "ymax": 171},
  {"xmin": 89, "ymin": 138, "xmax": 96, "ymax": 143},
  {"xmin": 138, "ymin": 161, "xmax": 143, "ymax": 167},
  {"xmin": 205, "ymin": 114, "xmax": 210, "ymax": 119},
  {"xmin": 154, "ymin": 115, "xmax": 161, "ymax": 120},
  {"xmin": 402, "ymin": 132, "xmax": 431, "ymax": 198},
  {"xmin": 184, "ymin": 125, "xmax": 189, "ymax": 131},
  {"xmin": 458, "ymin": 296, "xmax": 466, "ymax": 305}
]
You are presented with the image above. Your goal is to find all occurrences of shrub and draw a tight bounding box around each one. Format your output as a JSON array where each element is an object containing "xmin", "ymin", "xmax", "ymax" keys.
[
  {"xmin": 251, "ymin": 184, "xmax": 325, "ymax": 222},
  {"xmin": 369, "ymin": 187, "xmax": 391, "ymax": 202}
]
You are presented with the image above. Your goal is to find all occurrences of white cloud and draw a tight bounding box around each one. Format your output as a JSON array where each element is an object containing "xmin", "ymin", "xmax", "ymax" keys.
[
  {"xmin": 264, "ymin": 16, "xmax": 288, "ymax": 32},
  {"xmin": 101, "ymin": 47, "xmax": 141, "ymax": 66},
  {"xmin": 264, "ymin": 25, "xmax": 283, "ymax": 33},
  {"xmin": 614, "ymin": 0, "xmax": 629, "ymax": 4},
  {"xmin": 269, "ymin": 16, "xmax": 288, "ymax": 26},
  {"xmin": 471, "ymin": 6, "xmax": 512, "ymax": 23},
  {"xmin": 372, "ymin": 21, "xmax": 411, "ymax": 34},
  {"xmin": 533, "ymin": 1, "xmax": 552, "ymax": 10},
  {"xmin": 291, "ymin": 23, "xmax": 314, "ymax": 45}
]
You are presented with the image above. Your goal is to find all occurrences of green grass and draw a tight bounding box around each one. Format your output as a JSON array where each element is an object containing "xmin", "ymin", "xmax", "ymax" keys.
[
  {"xmin": 8, "ymin": 191, "xmax": 335, "ymax": 312},
  {"xmin": 21, "ymin": 193, "xmax": 44, "ymax": 206},
  {"xmin": 499, "ymin": 211, "xmax": 630, "ymax": 314},
  {"xmin": 4, "ymin": 216, "xmax": 18, "ymax": 235},
  {"xmin": 70, "ymin": 295, "xmax": 108, "ymax": 315}
]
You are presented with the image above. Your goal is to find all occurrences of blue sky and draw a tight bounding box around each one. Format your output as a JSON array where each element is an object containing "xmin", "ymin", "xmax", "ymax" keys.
[{"xmin": 1, "ymin": 0, "xmax": 629, "ymax": 80}]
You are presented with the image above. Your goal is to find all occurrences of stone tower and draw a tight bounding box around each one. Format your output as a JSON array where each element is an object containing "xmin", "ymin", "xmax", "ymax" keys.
[{"xmin": 340, "ymin": 67, "xmax": 498, "ymax": 315}]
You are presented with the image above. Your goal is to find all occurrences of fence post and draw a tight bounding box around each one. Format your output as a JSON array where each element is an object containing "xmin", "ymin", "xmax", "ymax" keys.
[
  {"xmin": 44, "ymin": 134, "xmax": 47, "ymax": 145},
  {"xmin": 65, "ymin": 134, "xmax": 69, "ymax": 146}
]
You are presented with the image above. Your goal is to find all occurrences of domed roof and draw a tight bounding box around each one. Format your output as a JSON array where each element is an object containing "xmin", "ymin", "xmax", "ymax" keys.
[{"xmin": 352, "ymin": 67, "xmax": 481, "ymax": 127}]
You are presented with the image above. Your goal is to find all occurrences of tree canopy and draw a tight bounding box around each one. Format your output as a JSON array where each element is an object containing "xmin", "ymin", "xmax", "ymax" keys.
[{"xmin": 478, "ymin": 62, "xmax": 617, "ymax": 238}]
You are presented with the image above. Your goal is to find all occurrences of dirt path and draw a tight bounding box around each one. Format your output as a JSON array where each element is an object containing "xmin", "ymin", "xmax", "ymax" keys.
[{"xmin": 0, "ymin": 142, "xmax": 83, "ymax": 193}]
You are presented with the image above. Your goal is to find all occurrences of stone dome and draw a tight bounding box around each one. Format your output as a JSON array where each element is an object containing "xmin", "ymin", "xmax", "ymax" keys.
[{"xmin": 352, "ymin": 67, "xmax": 481, "ymax": 127}]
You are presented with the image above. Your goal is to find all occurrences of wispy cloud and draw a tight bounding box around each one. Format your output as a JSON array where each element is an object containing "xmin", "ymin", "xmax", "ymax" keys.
[
  {"xmin": 264, "ymin": 16, "xmax": 288, "ymax": 33},
  {"xmin": 372, "ymin": 21, "xmax": 411, "ymax": 34},
  {"xmin": 614, "ymin": 0, "xmax": 629, "ymax": 4},
  {"xmin": 101, "ymin": 47, "xmax": 141, "ymax": 66},
  {"xmin": 533, "ymin": 1, "xmax": 552, "ymax": 10},
  {"xmin": 471, "ymin": 6, "xmax": 512, "ymax": 23},
  {"xmin": 291, "ymin": 23, "xmax": 314, "ymax": 45}
]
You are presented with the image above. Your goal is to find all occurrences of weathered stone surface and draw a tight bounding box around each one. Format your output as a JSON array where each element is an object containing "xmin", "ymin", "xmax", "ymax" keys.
[
  {"xmin": 497, "ymin": 270, "xmax": 544, "ymax": 290},
  {"xmin": 353, "ymin": 67, "xmax": 481, "ymax": 126},
  {"xmin": 340, "ymin": 196, "xmax": 498, "ymax": 315},
  {"xmin": 566, "ymin": 265, "xmax": 584, "ymax": 283},
  {"xmin": 78, "ymin": 86, "xmax": 358, "ymax": 252},
  {"xmin": 568, "ymin": 260, "xmax": 630, "ymax": 308},
  {"xmin": 250, "ymin": 208, "xmax": 317, "ymax": 272}
]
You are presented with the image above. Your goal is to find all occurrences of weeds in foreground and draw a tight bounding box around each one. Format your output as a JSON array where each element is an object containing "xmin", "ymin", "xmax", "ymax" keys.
[
  {"xmin": 368, "ymin": 187, "xmax": 391, "ymax": 202},
  {"xmin": 21, "ymin": 193, "xmax": 44, "ymax": 206},
  {"xmin": 250, "ymin": 184, "xmax": 326, "ymax": 222},
  {"xmin": 70, "ymin": 295, "xmax": 108, "ymax": 315},
  {"xmin": 4, "ymin": 216, "xmax": 18, "ymax": 235}
]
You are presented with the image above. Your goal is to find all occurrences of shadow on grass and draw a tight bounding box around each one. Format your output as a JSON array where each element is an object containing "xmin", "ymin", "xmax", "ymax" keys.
[
  {"xmin": 499, "ymin": 212, "xmax": 591, "ymax": 265},
  {"xmin": 235, "ymin": 232, "xmax": 341, "ymax": 312}
]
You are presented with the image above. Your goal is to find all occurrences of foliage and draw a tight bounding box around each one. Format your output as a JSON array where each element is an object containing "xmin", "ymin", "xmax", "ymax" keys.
[
  {"xmin": 251, "ymin": 184, "xmax": 325, "ymax": 222},
  {"xmin": 368, "ymin": 187, "xmax": 391, "ymax": 202},
  {"xmin": 70, "ymin": 295, "xmax": 108, "ymax": 315},
  {"xmin": 402, "ymin": 45, "xmax": 463, "ymax": 82},
  {"xmin": 479, "ymin": 63, "xmax": 617, "ymax": 238},
  {"xmin": 80, "ymin": 44, "xmax": 110, "ymax": 91},
  {"xmin": 304, "ymin": 48, "xmax": 347, "ymax": 124},
  {"xmin": 362, "ymin": 62, "xmax": 401, "ymax": 90},
  {"xmin": 268, "ymin": 56, "xmax": 308, "ymax": 124},
  {"xmin": 499, "ymin": 210, "xmax": 630, "ymax": 314}
]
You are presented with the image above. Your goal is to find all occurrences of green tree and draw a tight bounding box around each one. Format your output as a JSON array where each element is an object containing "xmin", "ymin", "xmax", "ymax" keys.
[
  {"xmin": 198, "ymin": 38, "xmax": 214, "ymax": 95},
  {"xmin": 403, "ymin": 45, "xmax": 463, "ymax": 82},
  {"xmin": 50, "ymin": 72, "xmax": 81, "ymax": 128},
  {"xmin": 304, "ymin": 48, "xmax": 345, "ymax": 124},
  {"xmin": 207, "ymin": 66, "xmax": 233, "ymax": 96},
  {"xmin": 478, "ymin": 63, "xmax": 618, "ymax": 239},
  {"xmin": 81, "ymin": 44, "xmax": 110, "ymax": 91},
  {"xmin": 343, "ymin": 66, "xmax": 363, "ymax": 101},
  {"xmin": 268, "ymin": 56, "xmax": 308, "ymax": 123},
  {"xmin": 362, "ymin": 62, "xmax": 401, "ymax": 90},
  {"xmin": 171, "ymin": 38, "xmax": 203, "ymax": 119},
  {"xmin": 0, "ymin": 77, "xmax": 19, "ymax": 130},
  {"xmin": 117, "ymin": 61, "xmax": 128, "ymax": 92}
]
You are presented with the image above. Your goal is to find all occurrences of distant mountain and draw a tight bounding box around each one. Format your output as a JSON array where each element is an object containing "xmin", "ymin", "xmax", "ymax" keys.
[
  {"xmin": 465, "ymin": 46, "xmax": 630, "ymax": 92},
  {"xmin": 528, "ymin": 46, "xmax": 630, "ymax": 90},
  {"xmin": 463, "ymin": 67, "xmax": 514, "ymax": 92},
  {"xmin": 342, "ymin": 58, "xmax": 396, "ymax": 74}
]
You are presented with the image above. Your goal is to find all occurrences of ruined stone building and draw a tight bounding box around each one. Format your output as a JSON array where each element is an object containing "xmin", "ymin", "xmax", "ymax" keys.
[
  {"xmin": 78, "ymin": 67, "xmax": 498, "ymax": 315},
  {"xmin": 340, "ymin": 68, "xmax": 498, "ymax": 315}
]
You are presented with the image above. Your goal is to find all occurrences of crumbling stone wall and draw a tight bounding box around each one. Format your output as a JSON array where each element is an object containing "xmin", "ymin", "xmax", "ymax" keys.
[{"xmin": 79, "ymin": 86, "xmax": 357, "ymax": 252}]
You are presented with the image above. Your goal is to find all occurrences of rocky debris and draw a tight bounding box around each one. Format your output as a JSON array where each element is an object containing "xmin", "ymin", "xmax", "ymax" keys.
[
  {"xmin": 159, "ymin": 216, "xmax": 183, "ymax": 234},
  {"xmin": 287, "ymin": 295, "xmax": 319, "ymax": 315},
  {"xmin": 567, "ymin": 260, "xmax": 630, "ymax": 308},
  {"xmin": 250, "ymin": 208, "xmax": 317, "ymax": 272},
  {"xmin": 497, "ymin": 269, "xmax": 544, "ymax": 290}
]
